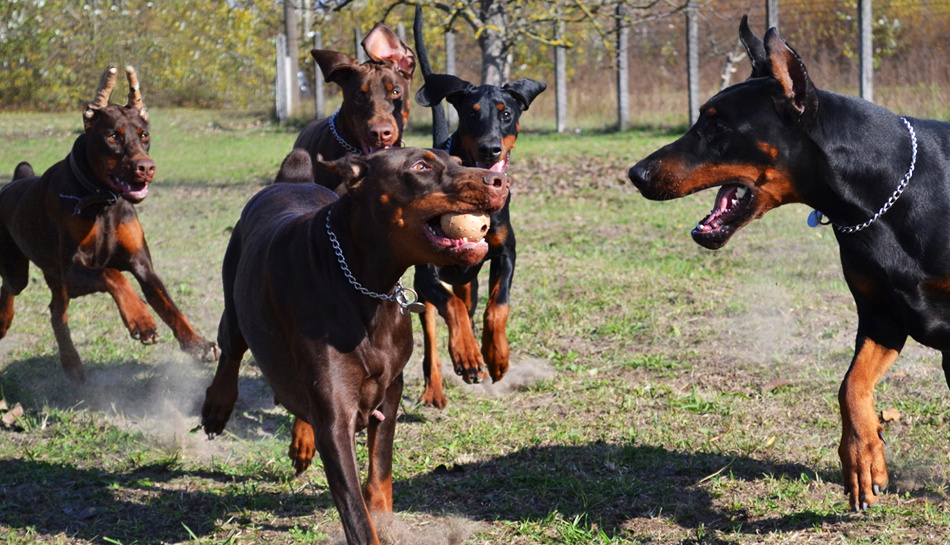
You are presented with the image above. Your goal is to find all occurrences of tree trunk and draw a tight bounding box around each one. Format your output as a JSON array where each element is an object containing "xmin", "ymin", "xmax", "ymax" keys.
[{"xmin": 478, "ymin": 0, "xmax": 510, "ymax": 85}]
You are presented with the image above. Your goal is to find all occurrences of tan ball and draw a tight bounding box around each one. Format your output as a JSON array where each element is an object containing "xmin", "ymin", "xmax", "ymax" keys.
[{"xmin": 440, "ymin": 212, "xmax": 490, "ymax": 240}]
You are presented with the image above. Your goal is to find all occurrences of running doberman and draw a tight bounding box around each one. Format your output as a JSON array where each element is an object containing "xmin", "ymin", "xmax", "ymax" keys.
[
  {"xmin": 293, "ymin": 23, "xmax": 416, "ymax": 191},
  {"xmin": 410, "ymin": 6, "xmax": 547, "ymax": 408},
  {"xmin": 201, "ymin": 148, "xmax": 509, "ymax": 545},
  {"xmin": 0, "ymin": 66, "xmax": 218, "ymax": 382},
  {"xmin": 628, "ymin": 16, "xmax": 950, "ymax": 512}
]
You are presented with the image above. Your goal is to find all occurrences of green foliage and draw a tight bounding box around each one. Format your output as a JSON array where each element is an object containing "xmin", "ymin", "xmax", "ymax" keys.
[{"xmin": 0, "ymin": 0, "xmax": 279, "ymax": 110}]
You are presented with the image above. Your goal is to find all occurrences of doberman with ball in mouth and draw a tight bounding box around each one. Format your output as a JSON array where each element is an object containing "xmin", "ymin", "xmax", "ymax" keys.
[
  {"xmin": 201, "ymin": 147, "xmax": 509, "ymax": 545},
  {"xmin": 628, "ymin": 16, "xmax": 950, "ymax": 512}
]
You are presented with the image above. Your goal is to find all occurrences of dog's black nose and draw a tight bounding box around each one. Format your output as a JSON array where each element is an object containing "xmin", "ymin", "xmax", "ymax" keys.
[
  {"xmin": 627, "ymin": 161, "xmax": 651, "ymax": 189},
  {"xmin": 478, "ymin": 141, "xmax": 503, "ymax": 163}
]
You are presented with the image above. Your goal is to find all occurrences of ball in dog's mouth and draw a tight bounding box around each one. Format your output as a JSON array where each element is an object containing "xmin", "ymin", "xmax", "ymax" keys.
[{"xmin": 440, "ymin": 212, "xmax": 490, "ymax": 241}]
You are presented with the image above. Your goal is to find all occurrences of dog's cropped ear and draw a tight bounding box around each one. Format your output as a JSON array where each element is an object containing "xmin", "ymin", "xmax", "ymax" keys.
[
  {"xmin": 739, "ymin": 15, "xmax": 769, "ymax": 79},
  {"xmin": 764, "ymin": 28, "xmax": 818, "ymax": 127},
  {"xmin": 415, "ymin": 74, "xmax": 475, "ymax": 107},
  {"xmin": 315, "ymin": 154, "xmax": 369, "ymax": 195},
  {"xmin": 502, "ymin": 79, "xmax": 547, "ymax": 111},
  {"xmin": 273, "ymin": 149, "xmax": 313, "ymax": 184},
  {"xmin": 312, "ymin": 49, "xmax": 360, "ymax": 84},
  {"xmin": 362, "ymin": 23, "xmax": 416, "ymax": 78}
]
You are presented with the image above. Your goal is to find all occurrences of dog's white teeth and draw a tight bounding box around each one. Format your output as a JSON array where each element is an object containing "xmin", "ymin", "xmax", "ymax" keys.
[{"xmin": 736, "ymin": 186, "xmax": 748, "ymax": 198}]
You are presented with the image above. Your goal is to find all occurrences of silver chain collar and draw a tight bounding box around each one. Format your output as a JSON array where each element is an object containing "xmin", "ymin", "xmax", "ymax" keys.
[
  {"xmin": 325, "ymin": 205, "xmax": 424, "ymax": 314},
  {"xmin": 811, "ymin": 117, "xmax": 918, "ymax": 233},
  {"xmin": 329, "ymin": 110, "xmax": 363, "ymax": 156}
]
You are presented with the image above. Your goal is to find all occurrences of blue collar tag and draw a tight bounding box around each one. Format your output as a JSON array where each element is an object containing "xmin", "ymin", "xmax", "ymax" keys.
[{"xmin": 807, "ymin": 209, "xmax": 824, "ymax": 228}]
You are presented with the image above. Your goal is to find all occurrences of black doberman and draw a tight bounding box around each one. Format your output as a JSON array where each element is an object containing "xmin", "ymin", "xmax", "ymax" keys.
[
  {"xmin": 0, "ymin": 66, "xmax": 218, "ymax": 382},
  {"xmin": 411, "ymin": 6, "xmax": 547, "ymax": 408},
  {"xmin": 201, "ymin": 148, "xmax": 508, "ymax": 545},
  {"xmin": 628, "ymin": 16, "xmax": 950, "ymax": 512}
]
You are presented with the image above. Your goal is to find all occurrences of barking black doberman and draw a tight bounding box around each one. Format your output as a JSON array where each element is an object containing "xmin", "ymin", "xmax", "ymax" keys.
[
  {"xmin": 201, "ymin": 147, "xmax": 508, "ymax": 545},
  {"xmin": 293, "ymin": 23, "xmax": 416, "ymax": 191},
  {"xmin": 410, "ymin": 6, "xmax": 547, "ymax": 408},
  {"xmin": 0, "ymin": 66, "xmax": 218, "ymax": 382},
  {"xmin": 628, "ymin": 16, "xmax": 950, "ymax": 512}
]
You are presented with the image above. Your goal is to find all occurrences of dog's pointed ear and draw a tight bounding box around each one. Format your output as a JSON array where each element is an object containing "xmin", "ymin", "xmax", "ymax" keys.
[
  {"xmin": 502, "ymin": 79, "xmax": 547, "ymax": 111},
  {"xmin": 415, "ymin": 74, "xmax": 475, "ymax": 107},
  {"xmin": 315, "ymin": 154, "xmax": 369, "ymax": 195},
  {"xmin": 312, "ymin": 49, "xmax": 360, "ymax": 84},
  {"xmin": 739, "ymin": 15, "xmax": 769, "ymax": 78},
  {"xmin": 765, "ymin": 28, "xmax": 818, "ymax": 127},
  {"xmin": 362, "ymin": 23, "xmax": 416, "ymax": 78}
]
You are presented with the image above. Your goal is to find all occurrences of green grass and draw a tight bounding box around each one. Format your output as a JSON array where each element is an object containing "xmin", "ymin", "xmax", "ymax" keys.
[{"xmin": 1, "ymin": 109, "xmax": 949, "ymax": 544}]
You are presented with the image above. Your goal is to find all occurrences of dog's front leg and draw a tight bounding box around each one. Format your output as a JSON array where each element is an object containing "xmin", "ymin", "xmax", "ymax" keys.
[
  {"xmin": 314, "ymin": 411, "xmax": 381, "ymax": 545},
  {"xmin": 129, "ymin": 260, "xmax": 219, "ymax": 361},
  {"xmin": 64, "ymin": 264, "xmax": 158, "ymax": 344},
  {"xmin": 838, "ymin": 334, "xmax": 902, "ymax": 511},
  {"xmin": 364, "ymin": 373, "xmax": 403, "ymax": 513},
  {"xmin": 482, "ymin": 251, "xmax": 514, "ymax": 383},
  {"xmin": 42, "ymin": 275, "xmax": 85, "ymax": 382}
]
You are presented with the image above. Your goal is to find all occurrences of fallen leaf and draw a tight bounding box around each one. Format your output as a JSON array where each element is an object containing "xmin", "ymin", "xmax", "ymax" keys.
[
  {"xmin": 0, "ymin": 399, "xmax": 7, "ymax": 412},
  {"xmin": 881, "ymin": 408, "xmax": 901, "ymax": 422},
  {"xmin": 761, "ymin": 378, "xmax": 793, "ymax": 393},
  {"xmin": 2, "ymin": 403, "xmax": 24, "ymax": 427}
]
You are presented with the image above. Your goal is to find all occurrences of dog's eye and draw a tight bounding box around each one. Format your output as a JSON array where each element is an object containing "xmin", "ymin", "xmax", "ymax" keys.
[
  {"xmin": 140, "ymin": 132, "xmax": 149, "ymax": 142},
  {"xmin": 391, "ymin": 88, "xmax": 401, "ymax": 97},
  {"xmin": 409, "ymin": 161, "xmax": 432, "ymax": 172},
  {"xmin": 108, "ymin": 133, "xmax": 119, "ymax": 141},
  {"xmin": 501, "ymin": 110, "xmax": 512, "ymax": 121}
]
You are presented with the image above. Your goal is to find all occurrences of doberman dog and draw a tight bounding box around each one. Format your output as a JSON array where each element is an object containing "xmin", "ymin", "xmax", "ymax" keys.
[
  {"xmin": 0, "ymin": 66, "xmax": 218, "ymax": 382},
  {"xmin": 293, "ymin": 23, "xmax": 416, "ymax": 191},
  {"xmin": 628, "ymin": 16, "xmax": 950, "ymax": 512},
  {"xmin": 410, "ymin": 6, "xmax": 546, "ymax": 408},
  {"xmin": 201, "ymin": 147, "xmax": 509, "ymax": 545}
]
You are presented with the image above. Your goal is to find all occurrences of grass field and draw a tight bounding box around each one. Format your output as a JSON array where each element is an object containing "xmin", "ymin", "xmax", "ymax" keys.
[{"xmin": 1, "ymin": 109, "xmax": 949, "ymax": 545}]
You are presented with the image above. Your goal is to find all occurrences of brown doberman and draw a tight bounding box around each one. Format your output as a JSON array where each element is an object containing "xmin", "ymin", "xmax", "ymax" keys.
[
  {"xmin": 629, "ymin": 17, "xmax": 950, "ymax": 511},
  {"xmin": 293, "ymin": 23, "xmax": 416, "ymax": 191},
  {"xmin": 201, "ymin": 147, "xmax": 509, "ymax": 545},
  {"xmin": 0, "ymin": 66, "xmax": 218, "ymax": 382}
]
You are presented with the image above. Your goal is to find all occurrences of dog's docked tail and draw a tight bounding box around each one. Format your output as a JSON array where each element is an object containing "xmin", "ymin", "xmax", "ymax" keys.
[
  {"xmin": 273, "ymin": 149, "xmax": 314, "ymax": 184},
  {"xmin": 12, "ymin": 162, "xmax": 35, "ymax": 182},
  {"xmin": 413, "ymin": 5, "xmax": 449, "ymax": 148}
]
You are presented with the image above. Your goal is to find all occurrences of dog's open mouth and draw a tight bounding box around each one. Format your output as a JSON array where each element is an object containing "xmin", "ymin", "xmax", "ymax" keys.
[
  {"xmin": 110, "ymin": 176, "xmax": 149, "ymax": 201},
  {"xmin": 691, "ymin": 184, "xmax": 754, "ymax": 249},
  {"xmin": 423, "ymin": 212, "xmax": 490, "ymax": 263},
  {"xmin": 476, "ymin": 151, "xmax": 510, "ymax": 173}
]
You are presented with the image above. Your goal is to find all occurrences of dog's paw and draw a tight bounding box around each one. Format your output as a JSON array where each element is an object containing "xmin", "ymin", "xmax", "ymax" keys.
[
  {"xmin": 419, "ymin": 384, "xmax": 448, "ymax": 409},
  {"xmin": 128, "ymin": 317, "xmax": 159, "ymax": 345},
  {"xmin": 289, "ymin": 418, "xmax": 316, "ymax": 475},
  {"xmin": 449, "ymin": 341, "xmax": 487, "ymax": 384},
  {"xmin": 839, "ymin": 424, "xmax": 889, "ymax": 511},
  {"xmin": 182, "ymin": 337, "xmax": 220, "ymax": 362},
  {"xmin": 200, "ymin": 388, "xmax": 236, "ymax": 438}
]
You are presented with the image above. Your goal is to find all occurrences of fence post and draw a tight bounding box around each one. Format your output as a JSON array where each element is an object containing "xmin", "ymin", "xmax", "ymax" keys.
[
  {"xmin": 766, "ymin": 0, "xmax": 779, "ymax": 30},
  {"xmin": 685, "ymin": 0, "xmax": 699, "ymax": 126},
  {"xmin": 555, "ymin": 18, "xmax": 567, "ymax": 133},
  {"xmin": 313, "ymin": 31, "xmax": 324, "ymax": 119},
  {"xmin": 276, "ymin": 33, "xmax": 290, "ymax": 123},
  {"xmin": 355, "ymin": 27, "xmax": 366, "ymax": 63},
  {"xmin": 616, "ymin": 3, "xmax": 630, "ymax": 131},
  {"xmin": 859, "ymin": 0, "xmax": 873, "ymax": 102},
  {"xmin": 445, "ymin": 29, "xmax": 458, "ymax": 127}
]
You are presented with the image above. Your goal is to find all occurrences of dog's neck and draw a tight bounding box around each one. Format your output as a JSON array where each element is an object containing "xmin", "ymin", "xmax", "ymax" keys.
[
  {"xmin": 321, "ymin": 198, "xmax": 406, "ymax": 303},
  {"xmin": 62, "ymin": 135, "xmax": 119, "ymax": 215}
]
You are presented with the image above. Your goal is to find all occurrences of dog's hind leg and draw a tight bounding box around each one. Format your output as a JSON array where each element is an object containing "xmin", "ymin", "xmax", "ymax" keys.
[
  {"xmin": 43, "ymin": 276, "xmax": 85, "ymax": 382},
  {"xmin": 0, "ymin": 225, "xmax": 29, "ymax": 339},
  {"xmin": 364, "ymin": 373, "xmax": 403, "ymax": 513},
  {"xmin": 418, "ymin": 302, "xmax": 447, "ymax": 408},
  {"xmin": 289, "ymin": 417, "xmax": 316, "ymax": 475}
]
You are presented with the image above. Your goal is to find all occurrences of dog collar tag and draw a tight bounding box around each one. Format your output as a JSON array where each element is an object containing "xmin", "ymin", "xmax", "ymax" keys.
[
  {"xmin": 393, "ymin": 285, "xmax": 426, "ymax": 314},
  {"xmin": 807, "ymin": 209, "xmax": 823, "ymax": 228},
  {"xmin": 405, "ymin": 301, "xmax": 426, "ymax": 314}
]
